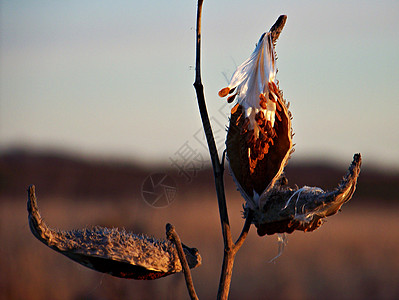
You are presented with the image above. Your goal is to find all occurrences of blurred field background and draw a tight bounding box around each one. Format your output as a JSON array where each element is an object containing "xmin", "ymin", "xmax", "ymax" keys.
[
  {"xmin": 2, "ymin": 1, "xmax": 398, "ymax": 299},
  {"xmin": 1, "ymin": 149, "xmax": 399, "ymax": 300}
]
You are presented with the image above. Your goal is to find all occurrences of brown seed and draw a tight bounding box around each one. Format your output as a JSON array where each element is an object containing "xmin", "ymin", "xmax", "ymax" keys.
[
  {"xmin": 268, "ymin": 92, "xmax": 277, "ymax": 103},
  {"xmin": 275, "ymin": 111, "xmax": 282, "ymax": 122},
  {"xmin": 255, "ymin": 111, "xmax": 265, "ymax": 126},
  {"xmin": 259, "ymin": 94, "xmax": 267, "ymax": 109},
  {"xmin": 227, "ymin": 94, "xmax": 236, "ymax": 103},
  {"xmin": 267, "ymin": 81, "xmax": 273, "ymax": 92},
  {"xmin": 256, "ymin": 111, "xmax": 265, "ymax": 119},
  {"xmin": 242, "ymin": 118, "xmax": 250, "ymax": 130},
  {"xmin": 231, "ymin": 103, "xmax": 239, "ymax": 115},
  {"xmin": 259, "ymin": 101, "xmax": 267, "ymax": 109},
  {"xmin": 263, "ymin": 143, "xmax": 270, "ymax": 153},
  {"xmin": 235, "ymin": 114, "xmax": 242, "ymax": 126},
  {"xmin": 268, "ymin": 81, "xmax": 280, "ymax": 95},
  {"xmin": 276, "ymin": 101, "xmax": 282, "ymax": 112},
  {"xmin": 255, "ymin": 139, "xmax": 261, "ymax": 149},
  {"xmin": 249, "ymin": 158, "xmax": 257, "ymax": 173},
  {"xmin": 229, "ymin": 87, "xmax": 236, "ymax": 94},
  {"xmin": 218, "ymin": 87, "xmax": 230, "ymax": 97}
]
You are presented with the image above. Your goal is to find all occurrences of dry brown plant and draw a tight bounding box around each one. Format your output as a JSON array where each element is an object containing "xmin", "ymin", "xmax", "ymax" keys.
[{"xmin": 27, "ymin": 2, "xmax": 361, "ymax": 299}]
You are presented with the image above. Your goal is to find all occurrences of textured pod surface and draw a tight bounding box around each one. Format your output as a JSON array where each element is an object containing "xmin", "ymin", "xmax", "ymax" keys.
[
  {"xmin": 250, "ymin": 153, "xmax": 362, "ymax": 236},
  {"xmin": 226, "ymin": 91, "xmax": 292, "ymax": 208},
  {"xmin": 222, "ymin": 18, "xmax": 293, "ymax": 210},
  {"xmin": 27, "ymin": 185, "xmax": 201, "ymax": 280}
]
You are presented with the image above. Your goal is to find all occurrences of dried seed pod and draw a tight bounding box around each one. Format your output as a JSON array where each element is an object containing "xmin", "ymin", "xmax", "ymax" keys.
[
  {"xmin": 222, "ymin": 15, "xmax": 361, "ymax": 240},
  {"xmin": 27, "ymin": 185, "xmax": 201, "ymax": 280},
  {"xmin": 249, "ymin": 153, "xmax": 362, "ymax": 236},
  {"xmin": 221, "ymin": 25, "xmax": 293, "ymax": 211}
]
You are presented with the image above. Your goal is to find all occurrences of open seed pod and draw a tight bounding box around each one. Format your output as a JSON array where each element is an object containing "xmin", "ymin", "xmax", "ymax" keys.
[
  {"xmin": 221, "ymin": 15, "xmax": 361, "ymax": 236},
  {"xmin": 221, "ymin": 15, "xmax": 293, "ymax": 210},
  {"xmin": 250, "ymin": 153, "xmax": 362, "ymax": 235},
  {"xmin": 27, "ymin": 185, "xmax": 201, "ymax": 280}
]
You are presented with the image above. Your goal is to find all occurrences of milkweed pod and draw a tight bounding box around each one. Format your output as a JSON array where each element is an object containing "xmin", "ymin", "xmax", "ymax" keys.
[
  {"xmin": 221, "ymin": 27, "xmax": 293, "ymax": 211},
  {"xmin": 249, "ymin": 153, "xmax": 362, "ymax": 235},
  {"xmin": 27, "ymin": 185, "xmax": 201, "ymax": 280}
]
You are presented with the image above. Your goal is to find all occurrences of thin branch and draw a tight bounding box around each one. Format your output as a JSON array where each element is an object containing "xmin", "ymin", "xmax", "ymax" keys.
[
  {"xmin": 217, "ymin": 250, "xmax": 235, "ymax": 300},
  {"xmin": 216, "ymin": 212, "xmax": 253, "ymax": 300},
  {"xmin": 166, "ymin": 223, "xmax": 199, "ymax": 300},
  {"xmin": 194, "ymin": 0, "xmax": 203, "ymax": 87},
  {"xmin": 193, "ymin": 1, "xmax": 256, "ymax": 299},
  {"xmin": 221, "ymin": 149, "xmax": 227, "ymax": 171},
  {"xmin": 193, "ymin": 0, "xmax": 232, "ymax": 249},
  {"xmin": 233, "ymin": 210, "xmax": 253, "ymax": 252}
]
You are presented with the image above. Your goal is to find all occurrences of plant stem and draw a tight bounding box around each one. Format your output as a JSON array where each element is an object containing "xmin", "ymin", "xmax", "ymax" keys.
[
  {"xmin": 216, "ymin": 211, "xmax": 253, "ymax": 300},
  {"xmin": 193, "ymin": 0, "xmax": 232, "ymax": 249},
  {"xmin": 193, "ymin": 1, "xmax": 253, "ymax": 299},
  {"xmin": 166, "ymin": 224, "xmax": 199, "ymax": 300},
  {"xmin": 234, "ymin": 210, "xmax": 253, "ymax": 250}
]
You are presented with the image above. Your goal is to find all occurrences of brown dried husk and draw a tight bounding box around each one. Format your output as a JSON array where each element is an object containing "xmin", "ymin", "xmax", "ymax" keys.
[
  {"xmin": 27, "ymin": 185, "xmax": 201, "ymax": 280},
  {"xmin": 251, "ymin": 153, "xmax": 362, "ymax": 235},
  {"xmin": 226, "ymin": 89, "xmax": 293, "ymax": 203}
]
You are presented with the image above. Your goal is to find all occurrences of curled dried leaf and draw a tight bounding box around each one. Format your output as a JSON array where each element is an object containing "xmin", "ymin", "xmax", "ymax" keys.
[
  {"xmin": 27, "ymin": 185, "xmax": 201, "ymax": 280},
  {"xmin": 247, "ymin": 153, "xmax": 362, "ymax": 236}
]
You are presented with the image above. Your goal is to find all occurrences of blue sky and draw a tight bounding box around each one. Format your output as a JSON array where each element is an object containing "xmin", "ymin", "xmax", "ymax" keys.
[{"xmin": 1, "ymin": 0, "xmax": 398, "ymax": 170}]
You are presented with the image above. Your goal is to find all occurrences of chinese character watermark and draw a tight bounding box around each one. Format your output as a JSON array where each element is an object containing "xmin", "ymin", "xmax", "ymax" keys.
[
  {"xmin": 169, "ymin": 141, "xmax": 206, "ymax": 182},
  {"xmin": 141, "ymin": 99, "xmax": 232, "ymax": 207},
  {"xmin": 193, "ymin": 117, "xmax": 226, "ymax": 152}
]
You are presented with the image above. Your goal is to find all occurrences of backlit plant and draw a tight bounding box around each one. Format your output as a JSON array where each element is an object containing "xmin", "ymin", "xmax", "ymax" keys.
[{"xmin": 27, "ymin": 2, "xmax": 361, "ymax": 299}]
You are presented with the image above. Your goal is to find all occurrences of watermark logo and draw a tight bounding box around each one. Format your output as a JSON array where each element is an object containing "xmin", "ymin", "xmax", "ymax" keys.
[
  {"xmin": 141, "ymin": 95, "xmax": 231, "ymax": 207},
  {"xmin": 141, "ymin": 173, "xmax": 177, "ymax": 208}
]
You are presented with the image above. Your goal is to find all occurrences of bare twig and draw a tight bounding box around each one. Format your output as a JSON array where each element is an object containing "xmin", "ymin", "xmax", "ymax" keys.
[
  {"xmin": 221, "ymin": 149, "xmax": 227, "ymax": 171},
  {"xmin": 193, "ymin": 0, "xmax": 232, "ymax": 252},
  {"xmin": 193, "ymin": 1, "xmax": 234, "ymax": 299},
  {"xmin": 193, "ymin": 1, "xmax": 255, "ymax": 299},
  {"xmin": 234, "ymin": 210, "xmax": 253, "ymax": 251},
  {"xmin": 166, "ymin": 223, "xmax": 199, "ymax": 300},
  {"xmin": 216, "ymin": 211, "xmax": 253, "ymax": 300}
]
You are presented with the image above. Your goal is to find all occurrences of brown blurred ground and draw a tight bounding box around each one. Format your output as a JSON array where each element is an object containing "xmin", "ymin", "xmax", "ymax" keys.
[{"xmin": 0, "ymin": 149, "xmax": 399, "ymax": 300}]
